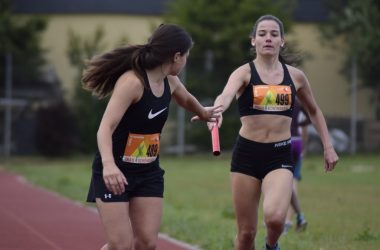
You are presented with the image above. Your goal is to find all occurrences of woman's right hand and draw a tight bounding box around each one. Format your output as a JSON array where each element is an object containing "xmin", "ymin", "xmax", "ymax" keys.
[
  {"xmin": 207, "ymin": 115, "xmax": 223, "ymax": 131},
  {"xmin": 102, "ymin": 162, "xmax": 128, "ymax": 195}
]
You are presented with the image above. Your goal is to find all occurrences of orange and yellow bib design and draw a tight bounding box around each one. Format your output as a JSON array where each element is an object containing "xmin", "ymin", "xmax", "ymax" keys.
[
  {"xmin": 123, "ymin": 133, "xmax": 160, "ymax": 164},
  {"xmin": 253, "ymin": 85, "xmax": 292, "ymax": 111}
]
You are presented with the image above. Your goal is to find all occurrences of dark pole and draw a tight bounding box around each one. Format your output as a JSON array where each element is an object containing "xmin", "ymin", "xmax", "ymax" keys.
[
  {"xmin": 350, "ymin": 56, "xmax": 357, "ymax": 154},
  {"xmin": 4, "ymin": 52, "xmax": 13, "ymax": 161}
]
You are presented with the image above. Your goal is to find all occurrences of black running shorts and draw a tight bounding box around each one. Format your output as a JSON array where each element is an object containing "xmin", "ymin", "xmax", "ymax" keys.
[
  {"xmin": 87, "ymin": 166, "xmax": 165, "ymax": 203},
  {"xmin": 231, "ymin": 135, "xmax": 294, "ymax": 180}
]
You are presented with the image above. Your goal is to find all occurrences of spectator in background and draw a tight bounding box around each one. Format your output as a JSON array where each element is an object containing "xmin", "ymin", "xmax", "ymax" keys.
[{"xmin": 284, "ymin": 98, "xmax": 311, "ymax": 234}]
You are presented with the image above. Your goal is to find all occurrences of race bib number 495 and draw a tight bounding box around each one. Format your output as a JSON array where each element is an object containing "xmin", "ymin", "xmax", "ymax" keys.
[
  {"xmin": 253, "ymin": 85, "xmax": 292, "ymax": 111},
  {"xmin": 122, "ymin": 133, "xmax": 160, "ymax": 164}
]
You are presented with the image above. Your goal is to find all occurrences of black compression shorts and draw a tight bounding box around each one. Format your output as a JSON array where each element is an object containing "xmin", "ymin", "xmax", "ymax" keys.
[{"xmin": 231, "ymin": 135, "xmax": 294, "ymax": 180}]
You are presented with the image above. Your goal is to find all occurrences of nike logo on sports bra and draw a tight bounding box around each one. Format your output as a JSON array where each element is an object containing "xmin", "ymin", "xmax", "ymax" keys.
[{"xmin": 148, "ymin": 107, "xmax": 167, "ymax": 119}]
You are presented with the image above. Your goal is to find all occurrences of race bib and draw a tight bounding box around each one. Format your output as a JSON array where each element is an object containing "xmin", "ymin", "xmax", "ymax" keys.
[
  {"xmin": 252, "ymin": 85, "xmax": 292, "ymax": 111},
  {"xmin": 122, "ymin": 133, "xmax": 160, "ymax": 164}
]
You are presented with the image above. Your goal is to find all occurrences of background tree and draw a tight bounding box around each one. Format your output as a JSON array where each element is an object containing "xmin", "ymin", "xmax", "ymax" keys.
[
  {"xmin": 164, "ymin": 0, "xmax": 296, "ymax": 149},
  {"xmin": 1, "ymin": 0, "xmax": 75, "ymax": 157},
  {"xmin": 67, "ymin": 27, "xmax": 108, "ymax": 153},
  {"xmin": 320, "ymin": 0, "xmax": 380, "ymax": 119},
  {"xmin": 0, "ymin": 0, "xmax": 49, "ymax": 95},
  {"xmin": 67, "ymin": 27, "xmax": 133, "ymax": 153}
]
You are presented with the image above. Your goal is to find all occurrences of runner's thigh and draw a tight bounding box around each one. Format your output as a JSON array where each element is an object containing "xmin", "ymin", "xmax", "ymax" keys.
[
  {"xmin": 130, "ymin": 197, "xmax": 163, "ymax": 241},
  {"xmin": 262, "ymin": 169, "xmax": 293, "ymax": 218},
  {"xmin": 96, "ymin": 199, "xmax": 133, "ymax": 246},
  {"xmin": 230, "ymin": 172, "xmax": 262, "ymax": 229}
]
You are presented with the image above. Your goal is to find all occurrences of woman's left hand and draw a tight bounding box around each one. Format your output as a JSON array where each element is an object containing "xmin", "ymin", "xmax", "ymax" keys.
[{"xmin": 324, "ymin": 146, "xmax": 339, "ymax": 172}]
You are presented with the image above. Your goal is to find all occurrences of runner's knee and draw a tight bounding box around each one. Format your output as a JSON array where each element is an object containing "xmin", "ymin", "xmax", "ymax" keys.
[
  {"xmin": 264, "ymin": 211, "xmax": 284, "ymax": 232},
  {"xmin": 134, "ymin": 238, "xmax": 157, "ymax": 250},
  {"xmin": 107, "ymin": 237, "xmax": 133, "ymax": 250},
  {"xmin": 236, "ymin": 227, "xmax": 256, "ymax": 246}
]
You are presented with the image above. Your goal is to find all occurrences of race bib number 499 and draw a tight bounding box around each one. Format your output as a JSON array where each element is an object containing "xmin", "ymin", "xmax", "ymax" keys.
[
  {"xmin": 122, "ymin": 133, "xmax": 160, "ymax": 164},
  {"xmin": 253, "ymin": 85, "xmax": 292, "ymax": 111}
]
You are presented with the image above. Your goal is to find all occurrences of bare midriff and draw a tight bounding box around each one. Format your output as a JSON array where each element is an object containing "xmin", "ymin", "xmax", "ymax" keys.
[{"xmin": 239, "ymin": 114, "xmax": 291, "ymax": 143}]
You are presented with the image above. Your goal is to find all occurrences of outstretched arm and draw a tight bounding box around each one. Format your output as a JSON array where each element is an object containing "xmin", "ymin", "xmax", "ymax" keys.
[
  {"xmin": 190, "ymin": 64, "xmax": 249, "ymax": 127},
  {"xmin": 168, "ymin": 75, "xmax": 222, "ymax": 122},
  {"xmin": 212, "ymin": 65, "xmax": 249, "ymax": 127}
]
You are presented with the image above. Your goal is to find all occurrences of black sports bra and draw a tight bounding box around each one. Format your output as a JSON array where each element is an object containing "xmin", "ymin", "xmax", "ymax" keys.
[{"xmin": 238, "ymin": 61, "xmax": 296, "ymax": 117}]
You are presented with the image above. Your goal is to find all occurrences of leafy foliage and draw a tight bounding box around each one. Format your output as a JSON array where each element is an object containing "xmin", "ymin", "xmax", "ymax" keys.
[
  {"xmin": 1, "ymin": 0, "xmax": 77, "ymax": 156},
  {"xmin": 0, "ymin": 0, "xmax": 48, "ymax": 92},
  {"xmin": 320, "ymin": 0, "xmax": 380, "ymax": 90},
  {"xmin": 66, "ymin": 27, "xmax": 108, "ymax": 153}
]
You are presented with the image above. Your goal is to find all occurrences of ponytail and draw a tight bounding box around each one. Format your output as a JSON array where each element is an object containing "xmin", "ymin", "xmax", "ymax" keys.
[
  {"xmin": 82, "ymin": 46, "xmax": 138, "ymax": 99},
  {"xmin": 279, "ymin": 46, "xmax": 301, "ymax": 66},
  {"xmin": 82, "ymin": 24, "xmax": 193, "ymax": 99}
]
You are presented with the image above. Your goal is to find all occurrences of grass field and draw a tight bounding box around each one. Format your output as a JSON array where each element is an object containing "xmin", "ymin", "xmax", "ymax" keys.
[{"xmin": 3, "ymin": 153, "xmax": 380, "ymax": 250}]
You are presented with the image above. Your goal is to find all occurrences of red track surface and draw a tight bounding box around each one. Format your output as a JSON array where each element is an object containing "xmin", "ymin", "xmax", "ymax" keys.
[{"xmin": 0, "ymin": 170, "xmax": 197, "ymax": 250}]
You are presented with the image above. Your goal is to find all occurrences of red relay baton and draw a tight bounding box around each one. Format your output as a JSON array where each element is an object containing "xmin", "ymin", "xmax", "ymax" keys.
[{"xmin": 211, "ymin": 123, "xmax": 220, "ymax": 156}]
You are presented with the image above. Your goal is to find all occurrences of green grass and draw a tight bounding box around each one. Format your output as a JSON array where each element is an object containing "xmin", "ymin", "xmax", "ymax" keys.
[{"xmin": 3, "ymin": 153, "xmax": 380, "ymax": 250}]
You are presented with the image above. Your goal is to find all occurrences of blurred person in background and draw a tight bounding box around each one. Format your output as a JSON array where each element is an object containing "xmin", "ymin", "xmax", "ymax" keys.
[{"xmin": 283, "ymin": 98, "xmax": 310, "ymax": 234}]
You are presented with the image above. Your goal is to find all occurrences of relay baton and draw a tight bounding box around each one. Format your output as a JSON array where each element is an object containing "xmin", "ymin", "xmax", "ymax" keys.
[{"xmin": 211, "ymin": 123, "xmax": 220, "ymax": 156}]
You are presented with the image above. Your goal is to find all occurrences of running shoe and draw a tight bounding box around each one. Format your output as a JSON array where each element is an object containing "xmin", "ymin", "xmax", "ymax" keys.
[
  {"xmin": 283, "ymin": 221, "xmax": 293, "ymax": 234},
  {"xmin": 264, "ymin": 243, "xmax": 280, "ymax": 250},
  {"xmin": 296, "ymin": 213, "xmax": 307, "ymax": 232}
]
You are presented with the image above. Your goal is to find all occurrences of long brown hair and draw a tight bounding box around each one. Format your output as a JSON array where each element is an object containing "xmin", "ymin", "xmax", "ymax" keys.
[
  {"xmin": 250, "ymin": 14, "xmax": 300, "ymax": 66},
  {"xmin": 82, "ymin": 24, "xmax": 193, "ymax": 99}
]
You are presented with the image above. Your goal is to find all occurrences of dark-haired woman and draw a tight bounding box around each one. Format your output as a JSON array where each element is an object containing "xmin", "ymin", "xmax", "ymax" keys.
[
  {"xmin": 205, "ymin": 15, "xmax": 338, "ymax": 250},
  {"xmin": 84, "ymin": 24, "xmax": 221, "ymax": 250}
]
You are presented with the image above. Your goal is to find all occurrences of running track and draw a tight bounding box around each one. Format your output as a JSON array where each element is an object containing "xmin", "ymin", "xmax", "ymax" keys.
[{"xmin": 0, "ymin": 170, "xmax": 200, "ymax": 250}]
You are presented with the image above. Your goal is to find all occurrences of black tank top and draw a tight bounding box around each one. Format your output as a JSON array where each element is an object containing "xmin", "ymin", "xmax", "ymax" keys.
[
  {"xmin": 238, "ymin": 61, "xmax": 296, "ymax": 117},
  {"xmin": 93, "ymin": 71, "xmax": 171, "ymax": 173}
]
